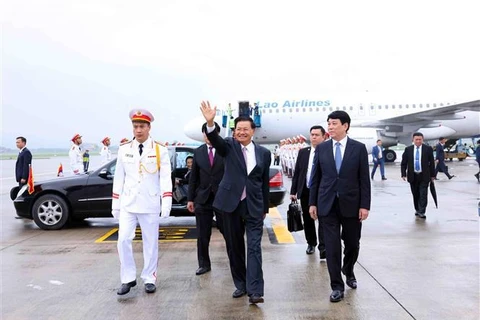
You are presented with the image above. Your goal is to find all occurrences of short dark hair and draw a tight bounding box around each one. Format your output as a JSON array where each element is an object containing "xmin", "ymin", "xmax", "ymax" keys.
[
  {"xmin": 234, "ymin": 116, "xmax": 256, "ymax": 129},
  {"xmin": 377, "ymin": 139, "xmax": 382, "ymax": 143},
  {"xmin": 439, "ymin": 137, "xmax": 445, "ymax": 141},
  {"xmin": 310, "ymin": 125, "xmax": 326, "ymax": 135},
  {"xmin": 413, "ymin": 132, "xmax": 424, "ymax": 138},
  {"xmin": 201, "ymin": 122, "xmax": 220, "ymax": 133},
  {"xmin": 186, "ymin": 156, "xmax": 193, "ymax": 163},
  {"xmin": 16, "ymin": 136, "xmax": 27, "ymax": 143},
  {"xmin": 327, "ymin": 111, "xmax": 351, "ymax": 132}
]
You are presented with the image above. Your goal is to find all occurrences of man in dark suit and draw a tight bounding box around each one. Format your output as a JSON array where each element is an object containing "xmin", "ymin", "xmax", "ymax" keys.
[
  {"xmin": 187, "ymin": 122, "xmax": 227, "ymax": 276},
  {"xmin": 371, "ymin": 139, "xmax": 387, "ymax": 180},
  {"xmin": 290, "ymin": 125, "xmax": 327, "ymax": 257},
  {"xmin": 401, "ymin": 132, "xmax": 436, "ymax": 219},
  {"xmin": 434, "ymin": 137, "xmax": 455, "ymax": 180},
  {"xmin": 15, "ymin": 136, "xmax": 32, "ymax": 187},
  {"xmin": 200, "ymin": 101, "xmax": 271, "ymax": 304},
  {"xmin": 309, "ymin": 111, "xmax": 371, "ymax": 303}
]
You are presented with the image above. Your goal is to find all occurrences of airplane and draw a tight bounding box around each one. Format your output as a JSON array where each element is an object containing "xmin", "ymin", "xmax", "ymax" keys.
[{"xmin": 184, "ymin": 98, "xmax": 480, "ymax": 162}]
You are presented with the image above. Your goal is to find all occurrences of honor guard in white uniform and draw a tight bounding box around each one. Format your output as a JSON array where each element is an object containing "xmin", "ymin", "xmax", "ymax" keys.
[
  {"xmin": 69, "ymin": 134, "xmax": 83, "ymax": 175},
  {"xmin": 112, "ymin": 109, "xmax": 172, "ymax": 296},
  {"xmin": 100, "ymin": 136, "xmax": 112, "ymax": 164}
]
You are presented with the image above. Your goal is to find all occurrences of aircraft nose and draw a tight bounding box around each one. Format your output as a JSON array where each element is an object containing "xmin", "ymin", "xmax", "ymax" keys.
[{"xmin": 184, "ymin": 117, "xmax": 205, "ymax": 142}]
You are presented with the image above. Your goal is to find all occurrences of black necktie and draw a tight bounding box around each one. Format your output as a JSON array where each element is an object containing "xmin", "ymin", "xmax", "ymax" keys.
[{"xmin": 139, "ymin": 144, "xmax": 143, "ymax": 156}]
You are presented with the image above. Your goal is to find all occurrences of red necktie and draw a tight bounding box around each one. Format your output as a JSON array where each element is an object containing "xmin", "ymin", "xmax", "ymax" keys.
[
  {"xmin": 208, "ymin": 147, "xmax": 214, "ymax": 167},
  {"xmin": 241, "ymin": 147, "xmax": 247, "ymax": 200}
]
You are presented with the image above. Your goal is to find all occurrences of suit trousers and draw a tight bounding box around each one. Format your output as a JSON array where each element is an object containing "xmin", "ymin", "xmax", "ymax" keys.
[
  {"xmin": 435, "ymin": 161, "xmax": 452, "ymax": 179},
  {"xmin": 118, "ymin": 211, "xmax": 160, "ymax": 284},
  {"xmin": 195, "ymin": 196, "xmax": 226, "ymax": 268},
  {"xmin": 371, "ymin": 159, "xmax": 385, "ymax": 178},
  {"xmin": 410, "ymin": 174, "xmax": 429, "ymax": 214},
  {"xmin": 320, "ymin": 198, "xmax": 362, "ymax": 291},
  {"xmin": 223, "ymin": 200, "xmax": 264, "ymax": 296},
  {"xmin": 300, "ymin": 186, "xmax": 325, "ymax": 250}
]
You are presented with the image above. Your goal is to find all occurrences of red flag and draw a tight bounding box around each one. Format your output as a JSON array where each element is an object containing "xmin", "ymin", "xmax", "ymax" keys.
[
  {"xmin": 27, "ymin": 165, "xmax": 34, "ymax": 194},
  {"xmin": 57, "ymin": 163, "xmax": 63, "ymax": 177}
]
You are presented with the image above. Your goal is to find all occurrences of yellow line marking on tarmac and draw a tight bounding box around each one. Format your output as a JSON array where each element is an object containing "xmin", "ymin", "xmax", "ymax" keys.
[
  {"xmin": 95, "ymin": 228, "xmax": 119, "ymax": 243},
  {"xmin": 268, "ymin": 207, "xmax": 295, "ymax": 243}
]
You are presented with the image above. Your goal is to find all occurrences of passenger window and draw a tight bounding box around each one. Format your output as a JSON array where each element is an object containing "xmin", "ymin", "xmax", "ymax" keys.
[
  {"xmin": 108, "ymin": 163, "xmax": 116, "ymax": 176},
  {"xmin": 406, "ymin": 104, "xmax": 409, "ymax": 108},
  {"xmin": 350, "ymin": 106, "xmax": 353, "ymax": 110}
]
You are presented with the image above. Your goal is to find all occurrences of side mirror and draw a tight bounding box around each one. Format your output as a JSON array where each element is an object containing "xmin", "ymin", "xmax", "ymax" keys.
[{"xmin": 99, "ymin": 169, "xmax": 113, "ymax": 180}]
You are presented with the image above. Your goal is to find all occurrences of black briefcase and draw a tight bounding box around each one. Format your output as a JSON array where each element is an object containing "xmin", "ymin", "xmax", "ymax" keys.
[{"xmin": 287, "ymin": 200, "xmax": 304, "ymax": 232}]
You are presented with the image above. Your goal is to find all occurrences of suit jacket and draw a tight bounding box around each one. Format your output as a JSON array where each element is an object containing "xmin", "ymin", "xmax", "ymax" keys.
[
  {"xmin": 435, "ymin": 143, "xmax": 445, "ymax": 162},
  {"xmin": 308, "ymin": 138, "xmax": 371, "ymax": 217},
  {"xmin": 187, "ymin": 144, "xmax": 225, "ymax": 205},
  {"xmin": 401, "ymin": 144, "xmax": 435, "ymax": 183},
  {"xmin": 290, "ymin": 147, "xmax": 311, "ymax": 198},
  {"xmin": 371, "ymin": 145, "xmax": 384, "ymax": 162},
  {"xmin": 16, "ymin": 148, "xmax": 32, "ymax": 183},
  {"xmin": 206, "ymin": 129, "xmax": 271, "ymax": 215}
]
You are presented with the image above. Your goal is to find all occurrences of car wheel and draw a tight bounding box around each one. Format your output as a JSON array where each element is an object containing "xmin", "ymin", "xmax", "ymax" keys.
[{"xmin": 32, "ymin": 194, "xmax": 69, "ymax": 230}]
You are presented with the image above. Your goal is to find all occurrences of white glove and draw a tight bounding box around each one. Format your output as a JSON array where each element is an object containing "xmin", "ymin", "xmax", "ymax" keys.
[
  {"xmin": 160, "ymin": 197, "xmax": 172, "ymax": 218},
  {"xmin": 111, "ymin": 209, "xmax": 120, "ymax": 219}
]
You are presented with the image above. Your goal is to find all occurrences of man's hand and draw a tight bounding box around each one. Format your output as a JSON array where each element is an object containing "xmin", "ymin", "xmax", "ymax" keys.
[
  {"xmin": 290, "ymin": 194, "xmax": 297, "ymax": 201},
  {"xmin": 402, "ymin": 176, "xmax": 406, "ymax": 181},
  {"xmin": 161, "ymin": 197, "xmax": 172, "ymax": 219},
  {"xmin": 309, "ymin": 206, "xmax": 317, "ymax": 220},
  {"xmin": 111, "ymin": 209, "xmax": 120, "ymax": 219},
  {"xmin": 187, "ymin": 201, "xmax": 194, "ymax": 213},
  {"xmin": 20, "ymin": 179, "xmax": 26, "ymax": 183},
  {"xmin": 435, "ymin": 159, "xmax": 439, "ymax": 163},
  {"xmin": 359, "ymin": 208, "xmax": 369, "ymax": 221},
  {"xmin": 200, "ymin": 101, "xmax": 217, "ymax": 126}
]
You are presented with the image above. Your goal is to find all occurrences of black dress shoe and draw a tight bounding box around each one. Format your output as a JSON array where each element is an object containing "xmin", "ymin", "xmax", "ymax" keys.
[
  {"xmin": 306, "ymin": 245, "xmax": 315, "ymax": 255},
  {"xmin": 319, "ymin": 249, "xmax": 326, "ymax": 259},
  {"xmin": 117, "ymin": 280, "xmax": 136, "ymax": 295},
  {"xmin": 414, "ymin": 212, "xmax": 419, "ymax": 216},
  {"xmin": 448, "ymin": 175, "xmax": 456, "ymax": 180},
  {"xmin": 346, "ymin": 277, "xmax": 357, "ymax": 289},
  {"xmin": 249, "ymin": 294, "xmax": 264, "ymax": 304},
  {"xmin": 417, "ymin": 212, "xmax": 426, "ymax": 219},
  {"xmin": 330, "ymin": 290, "xmax": 344, "ymax": 302},
  {"xmin": 232, "ymin": 289, "xmax": 247, "ymax": 298},
  {"xmin": 382, "ymin": 177, "xmax": 387, "ymax": 180},
  {"xmin": 145, "ymin": 283, "xmax": 156, "ymax": 293},
  {"xmin": 195, "ymin": 266, "xmax": 211, "ymax": 275}
]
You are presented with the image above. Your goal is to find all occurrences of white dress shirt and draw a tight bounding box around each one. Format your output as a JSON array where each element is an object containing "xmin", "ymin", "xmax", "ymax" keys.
[
  {"xmin": 306, "ymin": 147, "xmax": 315, "ymax": 188},
  {"xmin": 242, "ymin": 142, "xmax": 256, "ymax": 175},
  {"xmin": 332, "ymin": 136, "xmax": 349, "ymax": 160}
]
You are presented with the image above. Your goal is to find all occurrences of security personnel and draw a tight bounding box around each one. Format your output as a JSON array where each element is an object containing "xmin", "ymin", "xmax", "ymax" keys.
[
  {"xmin": 112, "ymin": 109, "xmax": 172, "ymax": 295},
  {"xmin": 100, "ymin": 137, "xmax": 112, "ymax": 164},
  {"xmin": 69, "ymin": 134, "xmax": 83, "ymax": 175}
]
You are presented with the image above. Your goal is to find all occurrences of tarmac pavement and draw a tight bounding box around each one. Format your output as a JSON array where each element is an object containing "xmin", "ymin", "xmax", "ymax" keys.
[{"xmin": 0, "ymin": 157, "xmax": 479, "ymax": 320}]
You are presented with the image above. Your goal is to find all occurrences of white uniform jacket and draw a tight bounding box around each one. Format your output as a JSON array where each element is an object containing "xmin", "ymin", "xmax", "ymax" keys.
[
  {"xmin": 100, "ymin": 146, "xmax": 112, "ymax": 164},
  {"xmin": 112, "ymin": 138, "xmax": 172, "ymax": 214},
  {"xmin": 69, "ymin": 144, "xmax": 83, "ymax": 174}
]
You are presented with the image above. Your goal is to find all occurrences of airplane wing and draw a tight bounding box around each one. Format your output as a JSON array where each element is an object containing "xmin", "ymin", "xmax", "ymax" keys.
[{"xmin": 358, "ymin": 100, "xmax": 480, "ymax": 127}]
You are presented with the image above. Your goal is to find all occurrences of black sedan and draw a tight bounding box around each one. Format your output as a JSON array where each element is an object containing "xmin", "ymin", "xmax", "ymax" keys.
[{"xmin": 11, "ymin": 146, "xmax": 286, "ymax": 230}]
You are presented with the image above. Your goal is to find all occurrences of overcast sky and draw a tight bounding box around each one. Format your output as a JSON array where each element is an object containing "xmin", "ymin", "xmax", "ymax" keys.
[{"xmin": 2, "ymin": 0, "xmax": 479, "ymax": 148}]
